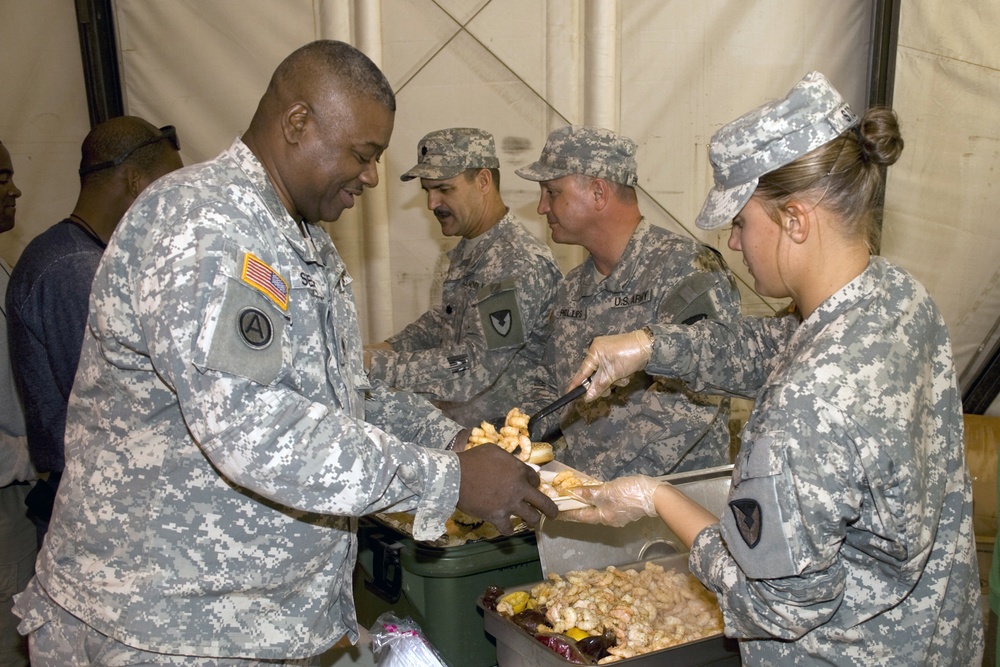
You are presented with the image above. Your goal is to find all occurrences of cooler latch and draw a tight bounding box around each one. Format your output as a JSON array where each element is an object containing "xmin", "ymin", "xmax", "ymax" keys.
[{"xmin": 364, "ymin": 532, "xmax": 403, "ymax": 604}]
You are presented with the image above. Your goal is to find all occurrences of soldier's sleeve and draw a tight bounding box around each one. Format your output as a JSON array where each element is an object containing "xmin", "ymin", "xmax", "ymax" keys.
[
  {"xmin": 385, "ymin": 307, "xmax": 446, "ymax": 352},
  {"xmin": 661, "ymin": 246, "xmax": 741, "ymax": 326},
  {"xmin": 137, "ymin": 201, "xmax": 459, "ymax": 537},
  {"xmin": 367, "ymin": 260, "xmax": 560, "ymax": 404},
  {"xmin": 364, "ymin": 379, "xmax": 463, "ymax": 449},
  {"xmin": 688, "ymin": 389, "xmax": 865, "ymax": 640},
  {"xmin": 644, "ymin": 314, "xmax": 800, "ymax": 398}
]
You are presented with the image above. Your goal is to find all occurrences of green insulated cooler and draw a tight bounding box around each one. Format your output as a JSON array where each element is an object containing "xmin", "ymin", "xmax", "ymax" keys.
[{"xmin": 353, "ymin": 517, "xmax": 543, "ymax": 667}]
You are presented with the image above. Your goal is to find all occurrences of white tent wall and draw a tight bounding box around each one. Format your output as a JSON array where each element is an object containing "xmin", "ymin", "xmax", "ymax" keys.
[
  {"xmin": 0, "ymin": 0, "xmax": 92, "ymax": 261},
  {"xmin": 2, "ymin": 1, "xmax": 997, "ymax": 413},
  {"xmin": 108, "ymin": 0, "xmax": 870, "ymax": 331},
  {"xmin": 882, "ymin": 0, "xmax": 1000, "ymax": 416}
]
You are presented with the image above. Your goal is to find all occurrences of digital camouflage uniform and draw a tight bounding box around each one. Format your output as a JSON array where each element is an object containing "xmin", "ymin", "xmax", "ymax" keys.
[
  {"xmin": 14, "ymin": 138, "xmax": 463, "ymax": 660},
  {"xmin": 647, "ymin": 258, "xmax": 983, "ymax": 665},
  {"xmin": 368, "ymin": 212, "xmax": 560, "ymax": 428},
  {"xmin": 662, "ymin": 71, "xmax": 983, "ymax": 664},
  {"xmin": 530, "ymin": 219, "xmax": 739, "ymax": 479},
  {"xmin": 368, "ymin": 128, "xmax": 561, "ymax": 428},
  {"xmin": 517, "ymin": 125, "xmax": 740, "ymax": 479}
]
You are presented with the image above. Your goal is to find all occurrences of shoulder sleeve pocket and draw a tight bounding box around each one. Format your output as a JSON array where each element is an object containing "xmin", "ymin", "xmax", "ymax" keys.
[
  {"xmin": 476, "ymin": 279, "xmax": 526, "ymax": 349},
  {"xmin": 198, "ymin": 278, "xmax": 287, "ymax": 386},
  {"xmin": 723, "ymin": 434, "xmax": 801, "ymax": 579}
]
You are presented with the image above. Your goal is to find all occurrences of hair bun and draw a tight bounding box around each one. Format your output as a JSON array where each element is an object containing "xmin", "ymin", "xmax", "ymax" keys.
[{"xmin": 858, "ymin": 108, "xmax": 904, "ymax": 167}]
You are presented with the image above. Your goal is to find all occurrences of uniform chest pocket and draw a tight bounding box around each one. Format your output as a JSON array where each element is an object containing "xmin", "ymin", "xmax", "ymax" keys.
[{"xmin": 201, "ymin": 278, "xmax": 289, "ymax": 386}]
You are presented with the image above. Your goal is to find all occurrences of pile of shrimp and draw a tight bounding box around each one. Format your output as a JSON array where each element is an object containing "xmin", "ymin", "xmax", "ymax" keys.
[
  {"xmin": 526, "ymin": 561, "xmax": 724, "ymax": 662},
  {"xmin": 466, "ymin": 407, "xmax": 553, "ymax": 464}
]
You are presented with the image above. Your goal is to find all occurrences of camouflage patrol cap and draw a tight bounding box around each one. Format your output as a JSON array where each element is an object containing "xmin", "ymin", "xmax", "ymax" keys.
[
  {"xmin": 400, "ymin": 127, "xmax": 500, "ymax": 181},
  {"xmin": 696, "ymin": 71, "xmax": 859, "ymax": 230},
  {"xmin": 515, "ymin": 125, "xmax": 638, "ymax": 186}
]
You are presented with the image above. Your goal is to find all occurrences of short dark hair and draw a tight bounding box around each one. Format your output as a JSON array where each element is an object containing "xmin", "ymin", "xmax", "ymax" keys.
[
  {"xmin": 272, "ymin": 40, "xmax": 396, "ymax": 113},
  {"xmin": 79, "ymin": 117, "xmax": 174, "ymax": 182}
]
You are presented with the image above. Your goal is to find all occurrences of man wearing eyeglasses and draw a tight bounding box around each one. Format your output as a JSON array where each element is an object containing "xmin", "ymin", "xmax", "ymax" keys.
[
  {"xmin": 6, "ymin": 115, "xmax": 183, "ymax": 546},
  {"xmin": 13, "ymin": 40, "xmax": 555, "ymax": 665}
]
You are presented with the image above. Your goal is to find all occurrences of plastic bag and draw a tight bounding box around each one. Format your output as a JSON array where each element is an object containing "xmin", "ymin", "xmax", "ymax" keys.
[{"xmin": 369, "ymin": 612, "xmax": 448, "ymax": 667}]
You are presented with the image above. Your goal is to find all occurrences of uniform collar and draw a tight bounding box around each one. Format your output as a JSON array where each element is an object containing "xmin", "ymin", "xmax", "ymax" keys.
[
  {"xmin": 448, "ymin": 209, "xmax": 514, "ymax": 274},
  {"xmin": 228, "ymin": 137, "xmax": 319, "ymax": 263},
  {"xmin": 580, "ymin": 217, "xmax": 651, "ymax": 297},
  {"xmin": 800, "ymin": 256, "xmax": 883, "ymax": 332}
]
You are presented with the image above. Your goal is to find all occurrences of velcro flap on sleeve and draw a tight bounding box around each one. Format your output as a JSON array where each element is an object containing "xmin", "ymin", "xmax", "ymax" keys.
[
  {"xmin": 477, "ymin": 280, "xmax": 525, "ymax": 349},
  {"xmin": 202, "ymin": 279, "xmax": 286, "ymax": 386}
]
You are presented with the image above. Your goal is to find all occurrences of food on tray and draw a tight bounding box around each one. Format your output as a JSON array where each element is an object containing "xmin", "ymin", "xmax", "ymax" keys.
[
  {"xmin": 376, "ymin": 510, "xmax": 528, "ymax": 547},
  {"xmin": 466, "ymin": 407, "xmax": 554, "ymax": 464},
  {"xmin": 537, "ymin": 467, "xmax": 603, "ymax": 511},
  {"xmin": 539, "ymin": 469, "xmax": 597, "ymax": 499},
  {"xmin": 484, "ymin": 560, "xmax": 724, "ymax": 663}
]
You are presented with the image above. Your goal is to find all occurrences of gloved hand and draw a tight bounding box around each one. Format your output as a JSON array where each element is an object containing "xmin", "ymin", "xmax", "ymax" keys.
[
  {"xmin": 566, "ymin": 329, "xmax": 653, "ymax": 402},
  {"xmin": 558, "ymin": 475, "xmax": 663, "ymax": 527}
]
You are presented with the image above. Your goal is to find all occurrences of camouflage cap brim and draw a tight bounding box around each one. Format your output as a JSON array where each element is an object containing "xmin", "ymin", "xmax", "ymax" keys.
[
  {"xmin": 400, "ymin": 163, "xmax": 467, "ymax": 182},
  {"xmin": 515, "ymin": 125, "xmax": 639, "ymax": 186},
  {"xmin": 696, "ymin": 71, "xmax": 859, "ymax": 230},
  {"xmin": 401, "ymin": 127, "xmax": 499, "ymax": 182},
  {"xmin": 513, "ymin": 160, "xmax": 573, "ymax": 182},
  {"xmin": 696, "ymin": 179, "xmax": 757, "ymax": 230}
]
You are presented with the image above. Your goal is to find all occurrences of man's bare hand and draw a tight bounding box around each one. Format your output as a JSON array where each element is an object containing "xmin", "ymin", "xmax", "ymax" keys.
[{"xmin": 455, "ymin": 444, "xmax": 558, "ymax": 534}]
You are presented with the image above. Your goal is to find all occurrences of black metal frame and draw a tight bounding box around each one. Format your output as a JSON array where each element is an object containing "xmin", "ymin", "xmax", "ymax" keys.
[
  {"xmin": 964, "ymin": 331, "xmax": 1000, "ymax": 414},
  {"xmin": 74, "ymin": 0, "xmax": 123, "ymax": 127}
]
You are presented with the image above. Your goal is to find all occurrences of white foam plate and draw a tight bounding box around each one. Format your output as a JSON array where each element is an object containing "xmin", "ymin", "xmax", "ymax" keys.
[{"xmin": 534, "ymin": 462, "xmax": 602, "ymax": 511}]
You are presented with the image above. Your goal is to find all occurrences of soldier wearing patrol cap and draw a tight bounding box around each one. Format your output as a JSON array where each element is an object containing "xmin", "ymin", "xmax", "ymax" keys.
[
  {"xmin": 366, "ymin": 128, "xmax": 561, "ymax": 429},
  {"xmin": 560, "ymin": 72, "xmax": 984, "ymax": 665},
  {"xmin": 516, "ymin": 125, "xmax": 740, "ymax": 479},
  {"xmin": 13, "ymin": 43, "xmax": 556, "ymax": 665}
]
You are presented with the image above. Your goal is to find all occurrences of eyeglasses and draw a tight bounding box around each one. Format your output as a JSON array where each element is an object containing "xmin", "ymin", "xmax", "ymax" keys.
[{"xmin": 79, "ymin": 125, "xmax": 180, "ymax": 176}]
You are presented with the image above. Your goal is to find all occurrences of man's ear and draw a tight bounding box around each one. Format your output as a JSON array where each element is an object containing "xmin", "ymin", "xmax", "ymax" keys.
[
  {"xmin": 783, "ymin": 200, "xmax": 812, "ymax": 244},
  {"xmin": 280, "ymin": 101, "xmax": 310, "ymax": 145},
  {"xmin": 592, "ymin": 177, "xmax": 610, "ymax": 211},
  {"xmin": 476, "ymin": 168, "xmax": 492, "ymax": 194},
  {"xmin": 120, "ymin": 163, "xmax": 143, "ymax": 198}
]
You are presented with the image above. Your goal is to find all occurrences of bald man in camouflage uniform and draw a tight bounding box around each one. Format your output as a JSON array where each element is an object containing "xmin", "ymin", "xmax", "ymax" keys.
[
  {"xmin": 518, "ymin": 126, "xmax": 740, "ymax": 480},
  {"xmin": 366, "ymin": 128, "xmax": 560, "ymax": 428},
  {"xmin": 13, "ymin": 41, "xmax": 555, "ymax": 666}
]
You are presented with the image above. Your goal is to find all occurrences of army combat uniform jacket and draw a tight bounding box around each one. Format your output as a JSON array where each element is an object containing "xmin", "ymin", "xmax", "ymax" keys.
[
  {"xmin": 530, "ymin": 219, "xmax": 740, "ymax": 479},
  {"xmin": 368, "ymin": 212, "xmax": 560, "ymax": 428},
  {"xmin": 15, "ymin": 139, "xmax": 463, "ymax": 659},
  {"xmin": 646, "ymin": 257, "xmax": 983, "ymax": 665}
]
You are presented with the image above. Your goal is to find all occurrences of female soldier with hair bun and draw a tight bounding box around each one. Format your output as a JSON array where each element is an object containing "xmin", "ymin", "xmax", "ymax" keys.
[{"xmin": 559, "ymin": 72, "xmax": 984, "ymax": 665}]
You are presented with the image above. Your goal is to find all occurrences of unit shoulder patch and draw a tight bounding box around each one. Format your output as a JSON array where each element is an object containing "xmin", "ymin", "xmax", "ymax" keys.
[
  {"xmin": 477, "ymin": 283, "xmax": 525, "ymax": 349},
  {"xmin": 729, "ymin": 498, "xmax": 762, "ymax": 548}
]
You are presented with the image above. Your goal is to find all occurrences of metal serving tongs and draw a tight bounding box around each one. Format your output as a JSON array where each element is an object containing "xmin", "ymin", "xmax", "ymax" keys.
[{"xmin": 525, "ymin": 374, "xmax": 593, "ymax": 442}]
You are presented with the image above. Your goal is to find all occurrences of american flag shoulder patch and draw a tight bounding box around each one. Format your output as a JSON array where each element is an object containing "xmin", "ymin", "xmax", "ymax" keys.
[{"xmin": 241, "ymin": 253, "xmax": 289, "ymax": 310}]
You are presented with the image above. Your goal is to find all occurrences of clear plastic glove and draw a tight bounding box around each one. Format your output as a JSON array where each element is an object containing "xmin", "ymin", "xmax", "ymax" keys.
[
  {"xmin": 566, "ymin": 329, "xmax": 653, "ymax": 402},
  {"xmin": 558, "ymin": 475, "xmax": 663, "ymax": 527}
]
